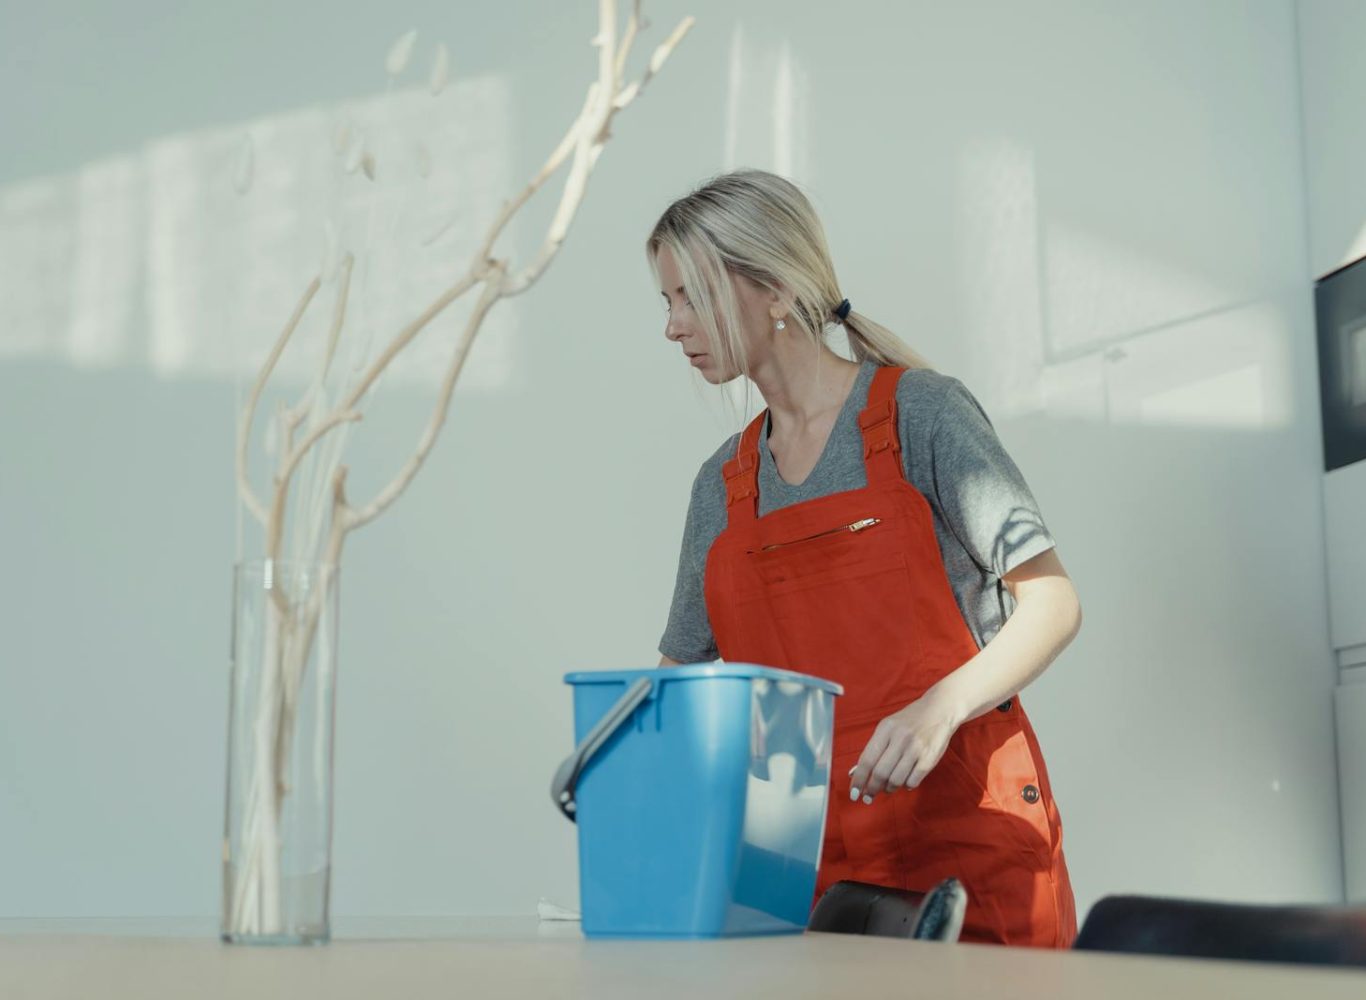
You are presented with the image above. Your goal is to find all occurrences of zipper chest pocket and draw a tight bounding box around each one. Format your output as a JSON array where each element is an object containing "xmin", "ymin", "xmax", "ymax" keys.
[{"xmin": 749, "ymin": 517, "xmax": 882, "ymax": 555}]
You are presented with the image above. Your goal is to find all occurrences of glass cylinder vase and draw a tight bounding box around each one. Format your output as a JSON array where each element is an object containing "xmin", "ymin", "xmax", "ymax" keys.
[{"xmin": 221, "ymin": 559, "xmax": 340, "ymax": 945}]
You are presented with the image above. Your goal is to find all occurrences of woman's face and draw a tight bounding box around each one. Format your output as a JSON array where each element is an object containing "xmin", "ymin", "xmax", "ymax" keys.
[{"xmin": 655, "ymin": 245, "xmax": 779, "ymax": 384}]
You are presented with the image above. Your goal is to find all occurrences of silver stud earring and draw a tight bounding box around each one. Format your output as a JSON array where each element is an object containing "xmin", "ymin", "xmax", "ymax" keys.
[{"xmin": 775, "ymin": 319, "xmax": 786, "ymax": 331}]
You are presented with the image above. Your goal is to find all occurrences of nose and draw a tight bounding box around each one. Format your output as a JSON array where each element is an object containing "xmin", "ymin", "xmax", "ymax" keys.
[{"xmin": 665, "ymin": 315, "xmax": 686, "ymax": 342}]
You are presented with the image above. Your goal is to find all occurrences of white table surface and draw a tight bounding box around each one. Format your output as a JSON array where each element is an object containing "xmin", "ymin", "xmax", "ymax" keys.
[{"xmin": 2, "ymin": 916, "xmax": 1364, "ymax": 999}]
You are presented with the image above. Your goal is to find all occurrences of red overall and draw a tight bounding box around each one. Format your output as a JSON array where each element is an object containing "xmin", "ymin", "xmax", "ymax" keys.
[{"xmin": 703, "ymin": 366, "xmax": 1077, "ymax": 948}]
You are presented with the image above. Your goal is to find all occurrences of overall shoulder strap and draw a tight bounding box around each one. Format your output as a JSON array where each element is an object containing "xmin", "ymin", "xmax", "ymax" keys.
[
  {"xmin": 857, "ymin": 366, "xmax": 908, "ymax": 486},
  {"xmin": 721, "ymin": 410, "xmax": 766, "ymax": 524}
]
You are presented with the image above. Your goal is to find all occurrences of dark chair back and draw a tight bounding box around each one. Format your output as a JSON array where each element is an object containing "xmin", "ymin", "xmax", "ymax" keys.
[{"xmin": 1074, "ymin": 895, "xmax": 1366, "ymax": 968}]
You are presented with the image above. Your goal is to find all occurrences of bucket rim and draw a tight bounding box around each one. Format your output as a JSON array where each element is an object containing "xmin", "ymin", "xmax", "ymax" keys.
[{"xmin": 563, "ymin": 662, "xmax": 843, "ymax": 696}]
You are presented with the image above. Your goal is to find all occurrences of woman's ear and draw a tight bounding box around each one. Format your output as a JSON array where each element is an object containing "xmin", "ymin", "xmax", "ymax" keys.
[{"xmin": 766, "ymin": 282, "xmax": 794, "ymax": 321}]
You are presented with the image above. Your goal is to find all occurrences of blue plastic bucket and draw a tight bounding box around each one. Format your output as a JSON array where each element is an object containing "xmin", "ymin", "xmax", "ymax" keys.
[{"xmin": 553, "ymin": 663, "xmax": 842, "ymax": 939}]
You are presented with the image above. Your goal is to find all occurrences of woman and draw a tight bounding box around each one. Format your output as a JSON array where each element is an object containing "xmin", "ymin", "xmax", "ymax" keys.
[{"xmin": 649, "ymin": 170, "xmax": 1080, "ymax": 948}]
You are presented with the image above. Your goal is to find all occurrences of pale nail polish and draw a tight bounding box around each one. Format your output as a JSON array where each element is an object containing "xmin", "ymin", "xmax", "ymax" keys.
[
  {"xmin": 862, "ymin": 795, "xmax": 874, "ymax": 805},
  {"xmin": 850, "ymin": 787, "xmax": 861, "ymax": 802}
]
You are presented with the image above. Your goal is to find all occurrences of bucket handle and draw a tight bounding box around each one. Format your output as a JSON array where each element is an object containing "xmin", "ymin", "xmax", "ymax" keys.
[{"xmin": 551, "ymin": 677, "xmax": 655, "ymax": 823}]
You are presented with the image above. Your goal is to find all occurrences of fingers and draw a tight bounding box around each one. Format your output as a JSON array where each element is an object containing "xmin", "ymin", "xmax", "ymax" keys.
[
  {"xmin": 860, "ymin": 742, "xmax": 907, "ymax": 801},
  {"xmin": 887, "ymin": 752, "xmax": 918, "ymax": 790},
  {"xmin": 849, "ymin": 732, "xmax": 949, "ymax": 803},
  {"xmin": 848, "ymin": 728, "xmax": 889, "ymax": 804},
  {"xmin": 851, "ymin": 723, "xmax": 910, "ymax": 802},
  {"xmin": 848, "ymin": 709, "xmax": 960, "ymax": 803}
]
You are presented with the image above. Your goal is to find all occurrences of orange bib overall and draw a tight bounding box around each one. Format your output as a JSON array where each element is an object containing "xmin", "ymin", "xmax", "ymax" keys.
[{"xmin": 702, "ymin": 366, "xmax": 1077, "ymax": 947}]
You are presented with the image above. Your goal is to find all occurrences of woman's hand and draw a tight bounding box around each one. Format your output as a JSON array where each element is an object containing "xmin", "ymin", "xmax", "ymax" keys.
[
  {"xmin": 848, "ymin": 691, "xmax": 963, "ymax": 804},
  {"xmin": 844, "ymin": 550, "xmax": 1080, "ymax": 804}
]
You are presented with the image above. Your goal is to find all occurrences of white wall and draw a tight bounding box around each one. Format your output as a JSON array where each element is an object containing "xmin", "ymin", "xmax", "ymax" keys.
[
  {"xmin": 1298, "ymin": 0, "xmax": 1366, "ymax": 654},
  {"xmin": 1298, "ymin": 0, "xmax": 1366, "ymax": 282},
  {"xmin": 1295, "ymin": 0, "xmax": 1366, "ymax": 901},
  {"xmin": 0, "ymin": 0, "xmax": 1344, "ymax": 922}
]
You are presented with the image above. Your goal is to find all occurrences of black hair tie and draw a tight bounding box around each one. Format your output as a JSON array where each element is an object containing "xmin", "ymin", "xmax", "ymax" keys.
[{"xmin": 834, "ymin": 298, "xmax": 852, "ymax": 322}]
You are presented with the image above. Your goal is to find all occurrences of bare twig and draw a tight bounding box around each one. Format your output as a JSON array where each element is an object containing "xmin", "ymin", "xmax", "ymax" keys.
[
  {"xmin": 237, "ymin": 276, "xmax": 321, "ymax": 526},
  {"xmin": 346, "ymin": 263, "xmax": 507, "ymax": 530},
  {"xmin": 612, "ymin": 14, "xmax": 694, "ymax": 112},
  {"xmin": 283, "ymin": 253, "xmax": 355, "ymax": 440},
  {"xmin": 239, "ymin": 3, "xmax": 693, "ymax": 528},
  {"xmin": 614, "ymin": 1, "xmax": 644, "ymax": 82},
  {"xmin": 502, "ymin": 9, "xmax": 695, "ymax": 295},
  {"xmin": 237, "ymin": 0, "xmax": 694, "ymax": 624}
]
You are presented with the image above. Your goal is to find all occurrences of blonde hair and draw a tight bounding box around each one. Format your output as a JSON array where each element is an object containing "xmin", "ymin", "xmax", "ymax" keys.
[{"xmin": 645, "ymin": 169, "xmax": 932, "ymax": 381}]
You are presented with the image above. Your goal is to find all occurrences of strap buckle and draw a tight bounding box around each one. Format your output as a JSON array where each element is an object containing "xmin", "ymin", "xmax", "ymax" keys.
[
  {"xmin": 723, "ymin": 452, "xmax": 759, "ymax": 506},
  {"xmin": 858, "ymin": 399, "xmax": 898, "ymax": 456},
  {"xmin": 857, "ymin": 398, "xmax": 896, "ymax": 428}
]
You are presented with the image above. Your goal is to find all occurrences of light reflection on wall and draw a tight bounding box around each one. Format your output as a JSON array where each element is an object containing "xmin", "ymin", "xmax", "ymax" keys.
[
  {"xmin": 0, "ymin": 75, "xmax": 518, "ymax": 392},
  {"xmin": 954, "ymin": 136, "xmax": 1294, "ymax": 431},
  {"xmin": 710, "ymin": 26, "xmax": 815, "ymax": 428},
  {"xmin": 721, "ymin": 25, "xmax": 811, "ymax": 183},
  {"xmin": 954, "ymin": 137, "xmax": 1047, "ymax": 418},
  {"xmin": 1041, "ymin": 302, "xmax": 1291, "ymax": 429}
]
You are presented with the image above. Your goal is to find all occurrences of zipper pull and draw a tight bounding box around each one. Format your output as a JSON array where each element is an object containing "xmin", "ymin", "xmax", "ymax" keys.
[{"xmin": 848, "ymin": 518, "xmax": 881, "ymax": 533}]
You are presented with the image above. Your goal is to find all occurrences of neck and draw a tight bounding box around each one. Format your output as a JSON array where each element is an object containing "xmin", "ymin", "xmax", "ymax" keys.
[{"xmin": 749, "ymin": 343, "xmax": 862, "ymax": 435}]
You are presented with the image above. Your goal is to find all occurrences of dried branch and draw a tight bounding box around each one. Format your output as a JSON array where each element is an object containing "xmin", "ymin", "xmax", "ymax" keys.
[
  {"xmin": 612, "ymin": 14, "xmax": 694, "ymax": 112},
  {"xmin": 239, "ymin": 3, "xmax": 692, "ymax": 537},
  {"xmin": 345, "ymin": 264, "xmax": 507, "ymax": 530},
  {"xmin": 614, "ymin": 1, "xmax": 645, "ymax": 83},
  {"xmin": 240, "ymin": 0, "xmax": 693, "ymax": 566},
  {"xmin": 237, "ymin": 276, "xmax": 321, "ymax": 526},
  {"xmin": 501, "ymin": 7, "xmax": 695, "ymax": 295},
  {"xmin": 474, "ymin": 82, "xmax": 597, "ymax": 268},
  {"xmin": 335, "ymin": 267, "xmax": 483, "ymax": 417},
  {"xmin": 264, "ymin": 407, "xmax": 363, "ymax": 564},
  {"xmin": 283, "ymin": 253, "xmax": 354, "ymax": 440}
]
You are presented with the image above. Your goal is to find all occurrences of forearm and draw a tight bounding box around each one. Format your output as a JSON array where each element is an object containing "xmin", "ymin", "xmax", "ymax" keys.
[{"xmin": 928, "ymin": 582, "xmax": 1082, "ymax": 728}]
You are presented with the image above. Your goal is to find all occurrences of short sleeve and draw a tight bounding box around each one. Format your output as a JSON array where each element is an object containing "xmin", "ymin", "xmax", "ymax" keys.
[
  {"xmin": 658, "ymin": 469, "xmax": 720, "ymax": 663},
  {"xmin": 928, "ymin": 379, "xmax": 1056, "ymax": 578}
]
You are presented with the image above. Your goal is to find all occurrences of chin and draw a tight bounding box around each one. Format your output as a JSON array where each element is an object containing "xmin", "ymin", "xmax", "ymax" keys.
[
  {"xmin": 701, "ymin": 358, "xmax": 742, "ymax": 383},
  {"xmin": 687, "ymin": 352, "xmax": 742, "ymax": 384},
  {"xmin": 698, "ymin": 367, "xmax": 742, "ymax": 386}
]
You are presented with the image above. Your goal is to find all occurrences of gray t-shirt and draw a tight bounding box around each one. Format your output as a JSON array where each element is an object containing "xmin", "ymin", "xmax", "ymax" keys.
[{"xmin": 658, "ymin": 360, "xmax": 1057, "ymax": 664}]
